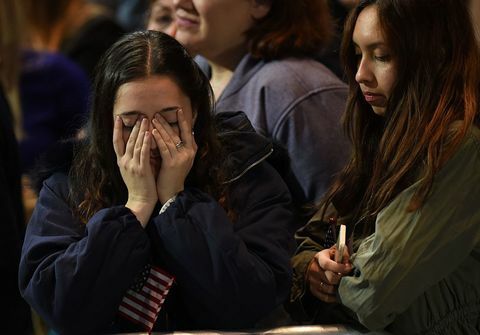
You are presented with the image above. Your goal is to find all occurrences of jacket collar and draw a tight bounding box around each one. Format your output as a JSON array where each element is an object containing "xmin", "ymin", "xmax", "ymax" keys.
[{"xmin": 215, "ymin": 111, "xmax": 273, "ymax": 184}]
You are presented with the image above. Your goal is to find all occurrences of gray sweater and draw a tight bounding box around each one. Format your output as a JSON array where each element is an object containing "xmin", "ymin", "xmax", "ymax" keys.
[{"xmin": 204, "ymin": 54, "xmax": 350, "ymax": 206}]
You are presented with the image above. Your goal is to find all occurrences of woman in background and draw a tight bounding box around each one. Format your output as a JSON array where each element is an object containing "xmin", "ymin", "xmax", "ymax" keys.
[{"xmin": 170, "ymin": 0, "xmax": 350, "ymax": 214}]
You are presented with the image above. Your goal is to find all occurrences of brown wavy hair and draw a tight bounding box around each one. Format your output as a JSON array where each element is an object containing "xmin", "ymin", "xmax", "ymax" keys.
[
  {"xmin": 247, "ymin": 0, "xmax": 334, "ymax": 59},
  {"xmin": 69, "ymin": 30, "xmax": 227, "ymax": 223},
  {"xmin": 320, "ymin": 0, "xmax": 480, "ymax": 236}
]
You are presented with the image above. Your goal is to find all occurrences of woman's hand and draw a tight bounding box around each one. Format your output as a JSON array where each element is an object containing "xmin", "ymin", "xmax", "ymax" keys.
[
  {"xmin": 113, "ymin": 116, "xmax": 157, "ymax": 227},
  {"xmin": 152, "ymin": 108, "xmax": 197, "ymax": 204},
  {"xmin": 306, "ymin": 247, "xmax": 352, "ymax": 303}
]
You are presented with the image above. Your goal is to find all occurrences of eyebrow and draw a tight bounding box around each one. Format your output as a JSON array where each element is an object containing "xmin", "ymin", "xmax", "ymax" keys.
[
  {"xmin": 353, "ymin": 42, "xmax": 387, "ymax": 50},
  {"xmin": 117, "ymin": 106, "xmax": 180, "ymax": 116},
  {"xmin": 153, "ymin": 4, "xmax": 173, "ymax": 13}
]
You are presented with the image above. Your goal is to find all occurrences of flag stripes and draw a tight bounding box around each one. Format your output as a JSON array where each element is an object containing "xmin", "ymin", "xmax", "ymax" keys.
[{"xmin": 118, "ymin": 265, "xmax": 174, "ymax": 333}]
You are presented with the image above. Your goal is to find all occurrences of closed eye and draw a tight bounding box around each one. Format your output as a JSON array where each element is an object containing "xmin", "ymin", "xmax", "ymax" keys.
[{"xmin": 375, "ymin": 55, "xmax": 391, "ymax": 62}]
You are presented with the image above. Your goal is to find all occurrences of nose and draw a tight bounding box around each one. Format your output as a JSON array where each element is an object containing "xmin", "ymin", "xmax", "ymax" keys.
[
  {"xmin": 166, "ymin": 23, "xmax": 177, "ymax": 37},
  {"xmin": 172, "ymin": 0, "xmax": 194, "ymax": 11},
  {"xmin": 355, "ymin": 57, "xmax": 375, "ymax": 86},
  {"xmin": 172, "ymin": 0, "xmax": 185, "ymax": 8}
]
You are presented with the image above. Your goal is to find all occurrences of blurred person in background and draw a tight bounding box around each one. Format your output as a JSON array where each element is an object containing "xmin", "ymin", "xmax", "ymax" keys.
[
  {"xmin": 19, "ymin": 0, "xmax": 91, "ymax": 224},
  {"xmin": 0, "ymin": 0, "xmax": 33, "ymax": 333},
  {"xmin": 147, "ymin": 0, "xmax": 176, "ymax": 35},
  {"xmin": 170, "ymin": 0, "xmax": 350, "ymax": 222},
  {"xmin": 26, "ymin": 0, "xmax": 125, "ymax": 82},
  {"xmin": 90, "ymin": 0, "xmax": 150, "ymax": 31}
]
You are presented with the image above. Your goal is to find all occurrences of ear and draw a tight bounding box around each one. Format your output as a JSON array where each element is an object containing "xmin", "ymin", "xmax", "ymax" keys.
[
  {"xmin": 192, "ymin": 110, "xmax": 198, "ymax": 125},
  {"xmin": 250, "ymin": 0, "xmax": 272, "ymax": 20}
]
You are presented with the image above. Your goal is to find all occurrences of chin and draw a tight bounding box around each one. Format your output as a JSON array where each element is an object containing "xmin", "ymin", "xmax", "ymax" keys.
[{"xmin": 372, "ymin": 106, "xmax": 386, "ymax": 116}]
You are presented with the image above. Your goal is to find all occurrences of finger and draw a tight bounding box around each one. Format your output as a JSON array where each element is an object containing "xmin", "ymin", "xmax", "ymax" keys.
[
  {"xmin": 125, "ymin": 120, "xmax": 141, "ymax": 158},
  {"xmin": 153, "ymin": 117, "xmax": 177, "ymax": 156},
  {"xmin": 314, "ymin": 250, "xmax": 347, "ymax": 284},
  {"xmin": 133, "ymin": 118, "xmax": 148, "ymax": 164},
  {"xmin": 152, "ymin": 128, "xmax": 172, "ymax": 161},
  {"xmin": 140, "ymin": 130, "xmax": 151, "ymax": 170},
  {"xmin": 177, "ymin": 108, "xmax": 193, "ymax": 148},
  {"xmin": 310, "ymin": 276, "xmax": 337, "ymax": 295},
  {"xmin": 324, "ymin": 270, "xmax": 342, "ymax": 285},
  {"xmin": 318, "ymin": 251, "xmax": 352, "ymax": 275},
  {"xmin": 307, "ymin": 256, "xmax": 337, "ymax": 294},
  {"xmin": 312, "ymin": 260, "xmax": 341, "ymax": 288},
  {"xmin": 342, "ymin": 248, "xmax": 351, "ymax": 265},
  {"xmin": 113, "ymin": 116, "xmax": 125, "ymax": 157},
  {"xmin": 154, "ymin": 113, "xmax": 181, "ymax": 146}
]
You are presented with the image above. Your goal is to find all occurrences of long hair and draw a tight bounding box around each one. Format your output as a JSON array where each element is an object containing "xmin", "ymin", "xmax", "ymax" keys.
[
  {"xmin": 247, "ymin": 0, "xmax": 334, "ymax": 59},
  {"xmin": 70, "ymin": 30, "xmax": 226, "ymax": 223},
  {"xmin": 321, "ymin": 0, "xmax": 480, "ymax": 236}
]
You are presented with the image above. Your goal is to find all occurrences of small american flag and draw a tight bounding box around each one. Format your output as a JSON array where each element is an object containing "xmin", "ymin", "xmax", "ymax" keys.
[{"xmin": 118, "ymin": 264, "xmax": 174, "ymax": 333}]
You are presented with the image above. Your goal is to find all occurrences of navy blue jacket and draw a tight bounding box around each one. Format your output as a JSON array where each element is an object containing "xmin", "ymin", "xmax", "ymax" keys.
[{"xmin": 19, "ymin": 112, "xmax": 295, "ymax": 334}]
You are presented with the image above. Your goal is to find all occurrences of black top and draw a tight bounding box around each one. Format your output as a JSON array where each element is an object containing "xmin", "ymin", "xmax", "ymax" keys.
[{"xmin": 0, "ymin": 88, "xmax": 32, "ymax": 334}]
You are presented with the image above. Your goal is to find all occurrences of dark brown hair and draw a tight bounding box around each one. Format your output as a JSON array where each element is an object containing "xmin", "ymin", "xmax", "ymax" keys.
[
  {"xmin": 321, "ymin": 0, "xmax": 480, "ymax": 236},
  {"xmin": 70, "ymin": 30, "xmax": 227, "ymax": 223},
  {"xmin": 247, "ymin": 0, "xmax": 334, "ymax": 59}
]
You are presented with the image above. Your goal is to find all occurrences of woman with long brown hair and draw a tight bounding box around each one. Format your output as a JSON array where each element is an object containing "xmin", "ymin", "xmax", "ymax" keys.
[
  {"xmin": 19, "ymin": 30, "xmax": 295, "ymax": 334},
  {"xmin": 289, "ymin": 0, "xmax": 480, "ymax": 333}
]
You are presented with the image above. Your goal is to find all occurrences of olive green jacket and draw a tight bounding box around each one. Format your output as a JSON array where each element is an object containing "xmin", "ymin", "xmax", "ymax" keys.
[{"xmin": 289, "ymin": 127, "xmax": 480, "ymax": 335}]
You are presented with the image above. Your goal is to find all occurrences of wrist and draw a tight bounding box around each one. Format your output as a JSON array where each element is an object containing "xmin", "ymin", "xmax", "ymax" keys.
[
  {"xmin": 158, "ymin": 187, "xmax": 183, "ymax": 204},
  {"xmin": 125, "ymin": 199, "xmax": 156, "ymax": 228}
]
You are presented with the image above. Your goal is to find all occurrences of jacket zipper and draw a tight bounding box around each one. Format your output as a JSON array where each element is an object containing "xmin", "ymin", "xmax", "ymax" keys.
[{"xmin": 223, "ymin": 148, "xmax": 274, "ymax": 184}]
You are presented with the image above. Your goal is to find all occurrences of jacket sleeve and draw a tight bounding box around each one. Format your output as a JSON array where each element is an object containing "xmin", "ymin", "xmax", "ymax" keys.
[
  {"xmin": 273, "ymin": 86, "xmax": 350, "ymax": 205},
  {"xmin": 19, "ymin": 173, "xmax": 151, "ymax": 335},
  {"xmin": 338, "ymin": 134, "xmax": 480, "ymax": 331},
  {"xmin": 147, "ymin": 162, "xmax": 295, "ymax": 329},
  {"xmin": 288, "ymin": 205, "xmax": 356, "ymax": 325},
  {"xmin": 288, "ymin": 215, "xmax": 328, "ymax": 322}
]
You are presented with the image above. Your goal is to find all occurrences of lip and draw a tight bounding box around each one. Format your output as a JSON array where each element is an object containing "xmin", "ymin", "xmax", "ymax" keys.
[
  {"xmin": 363, "ymin": 92, "xmax": 386, "ymax": 106},
  {"xmin": 175, "ymin": 14, "xmax": 199, "ymax": 29}
]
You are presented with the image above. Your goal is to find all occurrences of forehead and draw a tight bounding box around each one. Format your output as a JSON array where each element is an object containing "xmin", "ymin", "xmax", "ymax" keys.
[
  {"xmin": 114, "ymin": 75, "xmax": 190, "ymax": 115},
  {"xmin": 116, "ymin": 76, "xmax": 184, "ymax": 104},
  {"xmin": 353, "ymin": 5, "xmax": 385, "ymax": 47}
]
